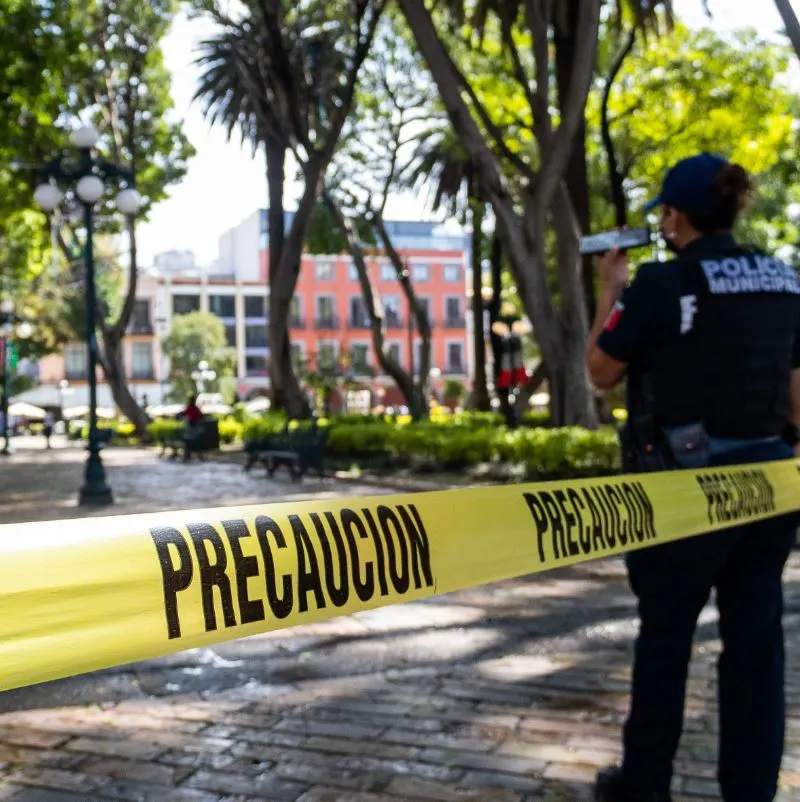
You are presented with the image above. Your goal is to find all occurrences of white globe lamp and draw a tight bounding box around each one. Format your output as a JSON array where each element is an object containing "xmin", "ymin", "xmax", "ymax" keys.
[
  {"xmin": 114, "ymin": 187, "xmax": 142, "ymax": 216},
  {"xmin": 33, "ymin": 183, "xmax": 63, "ymax": 212},
  {"xmin": 71, "ymin": 124, "xmax": 99, "ymax": 150},
  {"xmin": 75, "ymin": 175, "xmax": 105, "ymax": 205}
]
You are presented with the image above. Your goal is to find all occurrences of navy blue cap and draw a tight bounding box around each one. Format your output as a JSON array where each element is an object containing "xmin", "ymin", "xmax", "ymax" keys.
[{"xmin": 644, "ymin": 152, "xmax": 729, "ymax": 215}]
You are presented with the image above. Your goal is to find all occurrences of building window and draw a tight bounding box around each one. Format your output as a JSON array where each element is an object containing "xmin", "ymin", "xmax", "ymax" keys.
[
  {"xmin": 290, "ymin": 296, "xmax": 303, "ymax": 328},
  {"xmin": 245, "ymin": 355, "xmax": 268, "ymax": 377},
  {"xmin": 225, "ymin": 325, "xmax": 237, "ymax": 347},
  {"xmin": 245, "ymin": 324, "xmax": 268, "ymax": 348},
  {"xmin": 444, "ymin": 264, "xmax": 462, "ymax": 283},
  {"xmin": 380, "ymin": 262, "xmax": 396, "ymax": 281},
  {"xmin": 316, "ymin": 296, "xmax": 337, "ymax": 328},
  {"xmin": 349, "ymin": 296, "xmax": 370, "ymax": 328},
  {"xmin": 318, "ymin": 342, "xmax": 337, "ymax": 371},
  {"xmin": 244, "ymin": 295, "xmax": 266, "ymax": 318},
  {"xmin": 386, "ymin": 342, "xmax": 401, "ymax": 365},
  {"xmin": 172, "ymin": 294, "xmax": 200, "ymax": 315},
  {"xmin": 131, "ymin": 341, "xmax": 154, "ymax": 379},
  {"xmin": 445, "ymin": 297, "xmax": 463, "ymax": 326},
  {"xmin": 383, "ymin": 295, "xmax": 401, "ymax": 328},
  {"xmin": 413, "ymin": 263, "xmax": 430, "ymax": 282},
  {"xmin": 64, "ymin": 344, "xmax": 86, "ymax": 379},
  {"xmin": 350, "ymin": 343, "xmax": 370, "ymax": 373},
  {"xmin": 447, "ymin": 342, "xmax": 464, "ymax": 372},
  {"xmin": 209, "ymin": 294, "xmax": 235, "ymax": 318},
  {"xmin": 316, "ymin": 259, "xmax": 334, "ymax": 281},
  {"xmin": 348, "ymin": 260, "xmax": 359, "ymax": 282},
  {"xmin": 130, "ymin": 299, "xmax": 152, "ymax": 334}
]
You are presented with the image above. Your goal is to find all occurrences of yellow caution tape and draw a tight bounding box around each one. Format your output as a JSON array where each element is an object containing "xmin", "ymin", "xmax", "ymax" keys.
[{"xmin": 1, "ymin": 459, "xmax": 799, "ymax": 693}]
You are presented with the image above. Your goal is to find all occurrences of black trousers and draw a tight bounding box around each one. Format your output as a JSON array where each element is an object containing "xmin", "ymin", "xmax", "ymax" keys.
[{"xmin": 621, "ymin": 440, "xmax": 797, "ymax": 801}]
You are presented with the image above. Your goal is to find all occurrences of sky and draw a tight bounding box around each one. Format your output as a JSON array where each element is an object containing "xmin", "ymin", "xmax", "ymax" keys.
[{"xmin": 134, "ymin": 0, "xmax": 793, "ymax": 267}]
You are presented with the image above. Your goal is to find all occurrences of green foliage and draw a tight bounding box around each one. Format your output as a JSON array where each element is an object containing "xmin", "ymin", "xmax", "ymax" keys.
[
  {"xmin": 162, "ymin": 312, "xmax": 237, "ymax": 402},
  {"xmin": 443, "ymin": 379, "xmax": 465, "ymax": 399},
  {"xmin": 589, "ymin": 25, "xmax": 800, "ymax": 257},
  {"xmin": 146, "ymin": 418, "xmax": 182, "ymax": 445},
  {"xmin": 242, "ymin": 412, "xmax": 619, "ymax": 478},
  {"xmin": 218, "ymin": 417, "xmax": 243, "ymax": 445},
  {"xmin": 0, "ymin": 0, "xmax": 192, "ymax": 361}
]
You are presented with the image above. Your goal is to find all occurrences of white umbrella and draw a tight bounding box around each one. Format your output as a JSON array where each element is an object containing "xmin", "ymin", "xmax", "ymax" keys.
[
  {"xmin": 63, "ymin": 405, "xmax": 117, "ymax": 420},
  {"xmin": 245, "ymin": 396, "xmax": 271, "ymax": 413},
  {"xmin": 200, "ymin": 403, "xmax": 233, "ymax": 416},
  {"xmin": 8, "ymin": 402, "xmax": 46, "ymax": 420},
  {"xmin": 146, "ymin": 404, "xmax": 184, "ymax": 418}
]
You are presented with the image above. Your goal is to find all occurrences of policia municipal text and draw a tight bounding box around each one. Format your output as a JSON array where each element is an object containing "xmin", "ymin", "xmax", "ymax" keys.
[{"xmin": 585, "ymin": 153, "xmax": 800, "ymax": 802}]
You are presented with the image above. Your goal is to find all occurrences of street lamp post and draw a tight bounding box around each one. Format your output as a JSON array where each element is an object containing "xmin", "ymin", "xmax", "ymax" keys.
[
  {"xmin": 0, "ymin": 300, "xmax": 34, "ymax": 455},
  {"xmin": 191, "ymin": 360, "xmax": 216, "ymax": 396},
  {"xmin": 33, "ymin": 120, "xmax": 143, "ymax": 505}
]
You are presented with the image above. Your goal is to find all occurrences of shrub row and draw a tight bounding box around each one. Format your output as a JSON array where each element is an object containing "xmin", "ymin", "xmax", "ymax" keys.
[
  {"xmin": 240, "ymin": 415, "xmax": 619, "ymax": 479},
  {"xmin": 146, "ymin": 418, "xmax": 242, "ymax": 445}
]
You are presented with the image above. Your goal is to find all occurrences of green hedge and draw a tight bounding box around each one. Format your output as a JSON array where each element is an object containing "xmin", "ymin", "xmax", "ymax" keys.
[
  {"xmin": 242, "ymin": 414, "xmax": 619, "ymax": 478},
  {"xmin": 147, "ymin": 417, "xmax": 243, "ymax": 446}
]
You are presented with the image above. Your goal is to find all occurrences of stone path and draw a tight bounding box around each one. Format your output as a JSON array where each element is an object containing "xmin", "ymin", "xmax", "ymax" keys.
[{"xmin": 0, "ymin": 441, "xmax": 799, "ymax": 800}]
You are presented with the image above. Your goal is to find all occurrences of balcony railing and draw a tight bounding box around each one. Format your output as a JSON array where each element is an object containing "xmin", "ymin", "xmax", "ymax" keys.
[
  {"xmin": 385, "ymin": 314, "xmax": 404, "ymax": 330},
  {"xmin": 289, "ymin": 316, "xmax": 305, "ymax": 329},
  {"xmin": 444, "ymin": 363, "xmax": 465, "ymax": 375},
  {"xmin": 65, "ymin": 368, "xmax": 88, "ymax": 381},
  {"xmin": 442, "ymin": 317, "xmax": 466, "ymax": 329},
  {"xmin": 130, "ymin": 370, "xmax": 156, "ymax": 381},
  {"xmin": 315, "ymin": 315, "xmax": 340, "ymax": 330},
  {"xmin": 348, "ymin": 317, "xmax": 372, "ymax": 329}
]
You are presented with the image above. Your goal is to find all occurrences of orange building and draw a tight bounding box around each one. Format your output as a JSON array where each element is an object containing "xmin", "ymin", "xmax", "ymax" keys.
[{"xmin": 28, "ymin": 213, "xmax": 472, "ymax": 407}]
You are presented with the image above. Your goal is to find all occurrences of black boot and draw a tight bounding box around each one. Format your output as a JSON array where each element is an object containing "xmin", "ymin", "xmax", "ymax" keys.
[{"xmin": 594, "ymin": 767, "xmax": 672, "ymax": 802}]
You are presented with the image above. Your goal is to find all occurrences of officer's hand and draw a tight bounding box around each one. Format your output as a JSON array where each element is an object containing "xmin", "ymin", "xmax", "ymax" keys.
[{"xmin": 595, "ymin": 247, "xmax": 629, "ymax": 293}]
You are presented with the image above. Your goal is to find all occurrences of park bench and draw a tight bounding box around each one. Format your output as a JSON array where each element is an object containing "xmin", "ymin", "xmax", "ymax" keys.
[
  {"xmin": 244, "ymin": 422, "xmax": 328, "ymax": 480},
  {"xmin": 161, "ymin": 419, "xmax": 220, "ymax": 463}
]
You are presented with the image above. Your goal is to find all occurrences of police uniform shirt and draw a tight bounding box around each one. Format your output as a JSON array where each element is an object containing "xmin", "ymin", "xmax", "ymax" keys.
[{"xmin": 596, "ymin": 233, "xmax": 800, "ymax": 439}]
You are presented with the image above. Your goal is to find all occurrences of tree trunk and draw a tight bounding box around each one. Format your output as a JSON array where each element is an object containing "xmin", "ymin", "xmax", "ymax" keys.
[
  {"xmin": 97, "ymin": 330, "xmax": 150, "ymax": 434},
  {"xmin": 550, "ymin": 182, "xmax": 599, "ymax": 428},
  {"xmin": 469, "ymin": 200, "xmax": 491, "ymax": 411},
  {"xmin": 372, "ymin": 212, "xmax": 431, "ymax": 419},
  {"xmin": 554, "ymin": 0, "xmax": 595, "ymax": 320},
  {"xmin": 327, "ymin": 197, "xmax": 419, "ymax": 413},
  {"xmin": 64, "ymin": 217, "xmax": 150, "ymax": 435},
  {"xmin": 265, "ymin": 138, "xmax": 291, "ymax": 411},
  {"xmin": 601, "ymin": 26, "xmax": 636, "ymax": 228},
  {"xmin": 488, "ymin": 231, "xmax": 503, "ymax": 405},
  {"xmin": 398, "ymin": 0, "xmax": 600, "ymax": 429},
  {"xmin": 775, "ymin": 0, "xmax": 800, "ymax": 61}
]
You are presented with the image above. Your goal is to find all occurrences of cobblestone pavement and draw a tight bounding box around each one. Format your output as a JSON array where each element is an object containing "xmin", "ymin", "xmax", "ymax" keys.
[
  {"xmin": 0, "ymin": 437, "xmax": 394, "ymax": 525},
  {"xmin": 1, "ymin": 440, "xmax": 799, "ymax": 801}
]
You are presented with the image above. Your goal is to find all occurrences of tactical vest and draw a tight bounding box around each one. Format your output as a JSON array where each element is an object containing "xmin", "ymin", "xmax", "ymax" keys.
[{"xmin": 630, "ymin": 245, "xmax": 800, "ymax": 439}]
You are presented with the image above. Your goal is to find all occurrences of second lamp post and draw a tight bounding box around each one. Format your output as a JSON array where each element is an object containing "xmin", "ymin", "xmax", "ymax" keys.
[{"xmin": 33, "ymin": 121, "xmax": 142, "ymax": 505}]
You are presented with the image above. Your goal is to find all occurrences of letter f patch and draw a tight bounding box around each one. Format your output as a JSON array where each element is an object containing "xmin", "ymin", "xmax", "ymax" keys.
[{"xmin": 680, "ymin": 294, "xmax": 698, "ymax": 335}]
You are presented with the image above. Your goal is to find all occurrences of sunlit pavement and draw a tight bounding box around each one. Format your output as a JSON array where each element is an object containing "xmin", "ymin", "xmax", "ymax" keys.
[{"xmin": 0, "ymin": 441, "xmax": 799, "ymax": 801}]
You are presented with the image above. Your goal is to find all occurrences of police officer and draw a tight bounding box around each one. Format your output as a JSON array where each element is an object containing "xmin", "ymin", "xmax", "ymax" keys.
[{"xmin": 585, "ymin": 152, "xmax": 800, "ymax": 802}]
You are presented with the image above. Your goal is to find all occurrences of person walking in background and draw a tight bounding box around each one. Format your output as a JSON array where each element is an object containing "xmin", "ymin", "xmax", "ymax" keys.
[
  {"xmin": 42, "ymin": 411, "xmax": 54, "ymax": 449},
  {"xmin": 586, "ymin": 153, "xmax": 800, "ymax": 802}
]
